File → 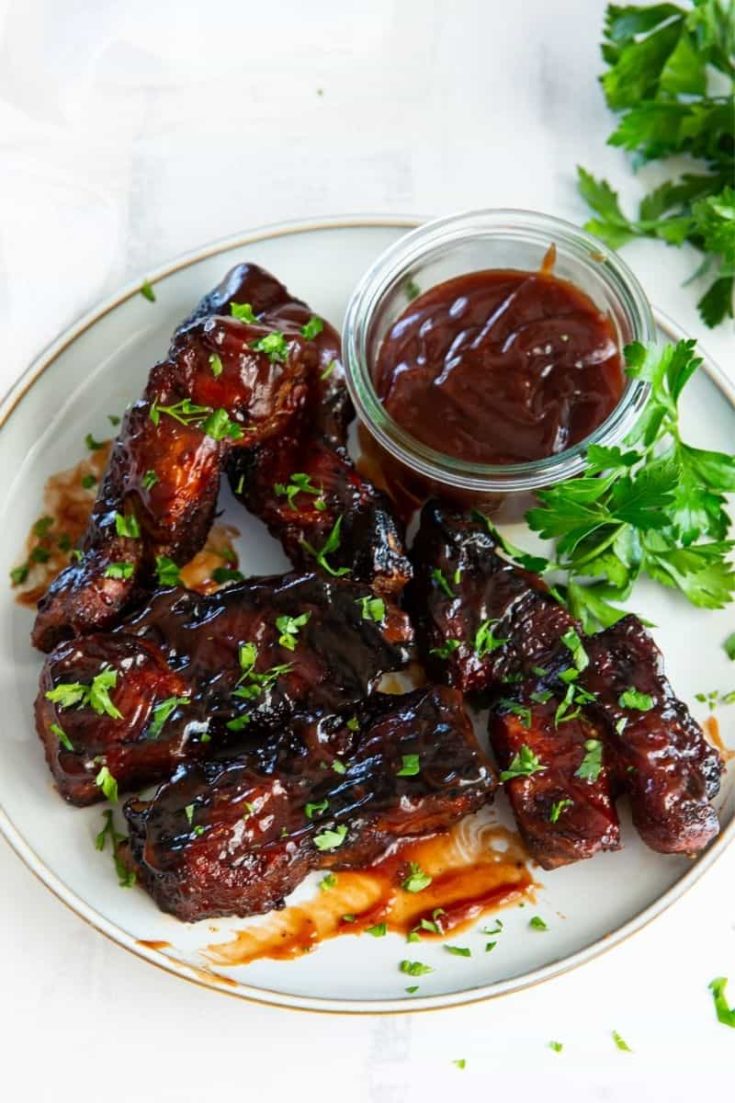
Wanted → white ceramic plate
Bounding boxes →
[1,216,733,1014]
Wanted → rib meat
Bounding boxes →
[32,265,337,652]
[408,501,721,862]
[36,573,413,805]
[582,616,722,854]
[123,685,497,922]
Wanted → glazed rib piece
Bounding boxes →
[35,572,413,805]
[582,616,722,854]
[229,434,413,596]
[408,502,721,862]
[32,265,337,652]
[215,275,412,596]
[123,685,497,922]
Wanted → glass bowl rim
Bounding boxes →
[342,207,656,493]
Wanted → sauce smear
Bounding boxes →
[11,443,241,603]
[203,815,534,967]
[376,267,624,465]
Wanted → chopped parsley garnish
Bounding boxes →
[401,862,432,893]
[709,977,735,1028]
[430,639,460,659]
[366,923,387,937]
[95,765,119,803]
[232,643,292,703]
[81,473,97,490]
[108,414,121,427]
[331,759,347,774]
[209,352,224,378]
[561,627,589,672]
[192,825,206,837]
[529,916,548,931]
[452,1060,466,1070]
[10,564,29,586]
[85,432,104,451]
[319,873,337,891]
[485,941,497,953]
[184,804,195,825]
[399,960,433,977]
[554,681,596,726]
[301,515,350,577]
[431,568,454,599]
[320,359,337,380]
[30,546,50,563]
[405,985,419,994]
[148,696,190,739]
[104,561,134,580]
[50,722,73,751]
[274,472,327,511]
[549,798,573,823]
[46,667,122,720]
[212,566,245,585]
[575,739,604,783]
[33,516,53,538]
[305,798,329,820]
[149,397,211,428]
[444,945,471,957]
[301,316,324,340]
[724,633,735,661]
[313,824,348,851]
[114,512,140,539]
[226,714,251,732]
[139,279,156,303]
[251,331,289,362]
[618,688,654,711]
[155,555,180,587]
[396,754,420,777]
[498,699,532,728]
[404,278,421,301]
[482,919,503,936]
[611,1030,632,1053]
[141,469,158,490]
[548,1041,563,1053]
[474,618,508,658]
[275,612,311,651]
[346,716,360,732]
[531,689,553,705]
[202,407,244,442]
[500,744,545,782]
[356,595,385,623]
[95,810,135,886]
[230,302,257,323]
[695,689,735,710]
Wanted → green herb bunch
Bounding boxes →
[578,1,735,326]
[526,340,735,630]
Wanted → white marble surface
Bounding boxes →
[0,1,733,1099]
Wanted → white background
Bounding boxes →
[0,1,733,1099]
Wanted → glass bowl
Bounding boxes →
[342,208,656,510]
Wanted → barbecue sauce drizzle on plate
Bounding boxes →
[203,817,534,967]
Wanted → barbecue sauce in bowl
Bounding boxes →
[375,265,624,467]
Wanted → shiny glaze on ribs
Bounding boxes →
[36,573,413,805]
[124,685,497,922]
[32,265,339,652]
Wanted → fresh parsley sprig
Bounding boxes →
[525,340,735,631]
[577,2,735,326]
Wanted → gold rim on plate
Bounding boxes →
[0,216,733,1015]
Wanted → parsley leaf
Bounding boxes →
[230,302,257,323]
[301,316,324,340]
[301,515,350,577]
[148,696,190,740]
[578,7,735,326]
[549,798,573,823]
[140,279,156,303]
[575,739,604,782]
[396,754,420,777]
[46,668,122,720]
[251,332,289,363]
[612,1030,633,1053]
[500,744,545,781]
[155,555,181,587]
[402,862,432,893]
[619,688,654,711]
[313,824,348,851]
[399,960,433,977]
[95,810,135,887]
[95,765,119,802]
[275,612,311,651]
[274,472,327,511]
[356,595,386,623]
[709,976,735,1028]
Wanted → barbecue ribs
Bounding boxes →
[36,573,413,805]
[123,685,496,921]
[408,501,722,864]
